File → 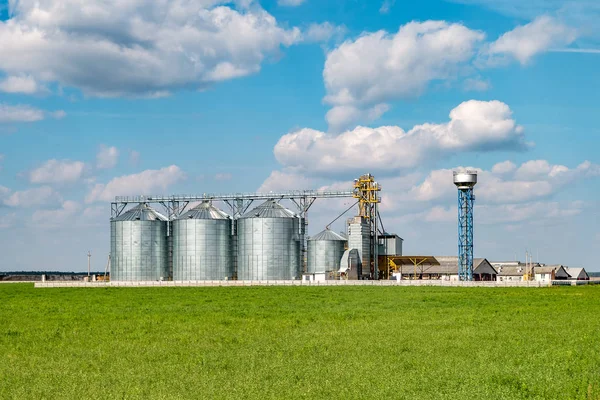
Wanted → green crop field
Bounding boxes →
[1,284,600,399]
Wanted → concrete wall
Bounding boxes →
[33,279,586,288]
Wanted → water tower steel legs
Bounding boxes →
[457,188,474,281]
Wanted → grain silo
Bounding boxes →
[307,229,347,274]
[172,201,232,280]
[237,200,301,280]
[110,203,169,281]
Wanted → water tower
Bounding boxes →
[453,171,477,281]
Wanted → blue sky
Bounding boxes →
[0,0,598,271]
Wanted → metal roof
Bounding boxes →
[536,265,570,277]
[493,262,538,276]
[176,201,230,220]
[385,256,439,266]
[391,257,497,275]
[565,267,588,280]
[496,265,527,276]
[241,200,296,219]
[436,256,489,270]
[309,229,347,242]
[112,203,167,221]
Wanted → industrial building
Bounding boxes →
[109,174,396,282]
[382,256,496,281]
[107,171,590,284]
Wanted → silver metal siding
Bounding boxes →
[307,239,346,273]
[237,216,300,280]
[110,219,168,281]
[347,219,371,277]
[172,218,233,280]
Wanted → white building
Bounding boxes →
[534,265,570,282]
[491,261,537,282]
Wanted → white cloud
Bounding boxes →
[281,157,598,231]
[52,110,66,119]
[384,160,599,211]
[0,103,65,123]
[325,103,390,133]
[0,75,45,94]
[85,165,185,203]
[31,200,81,227]
[96,145,119,170]
[463,77,490,91]
[0,1,301,97]
[305,22,347,43]
[278,0,305,6]
[549,48,600,54]
[399,205,457,223]
[29,159,86,184]
[4,186,62,208]
[82,205,106,221]
[400,200,584,226]
[482,16,577,65]
[478,201,584,225]
[0,212,17,229]
[275,100,527,175]
[491,160,516,175]
[448,0,600,32]
[0,103,44,122]
[323,21,485,130]
[257,171,315,193]
[0,185,10,198]
[379,0,396,14]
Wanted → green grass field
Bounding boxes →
[1,284,599,399]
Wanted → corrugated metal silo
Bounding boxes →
[307,229,347,273]
[237,200,301,280]
[110,203,169,281]
[172,201,233,280]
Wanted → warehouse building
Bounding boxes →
[389,256,497,281]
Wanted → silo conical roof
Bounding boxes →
[112,203,168,221]
[241,200,296,218]
[309,229,347,241]
[177,201,230,220]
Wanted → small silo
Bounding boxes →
[172,201,233,280]
[110,203,169,281]
[237,200,301,280]
[307,229,347,274]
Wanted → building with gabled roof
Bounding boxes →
[491,261,538,282]
[564,267,589,281]
[535,265,570,282]
[394,256,497,281]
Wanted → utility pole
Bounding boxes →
[87,251,91,278]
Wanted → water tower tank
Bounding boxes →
[453,171,478,189]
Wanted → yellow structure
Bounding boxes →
[383,256,439,280]
[353,174,380,220]
[351,174,382,278]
